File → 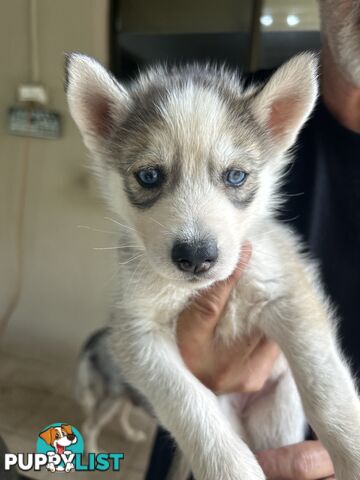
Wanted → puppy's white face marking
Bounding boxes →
[119,87,261,285]
[66,54,318,288]
[52,427,73,453]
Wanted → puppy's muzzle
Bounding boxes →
[171,239,218,274]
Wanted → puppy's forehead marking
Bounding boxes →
[161,85,229,139]
[115,65,265,209]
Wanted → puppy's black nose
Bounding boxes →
[171,239,218,274]
[67,434,75,441]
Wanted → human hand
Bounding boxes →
[256,440,335,480]
[177,242,280,394]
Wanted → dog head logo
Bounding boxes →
[39,424,77,455]
[37,423,83,472]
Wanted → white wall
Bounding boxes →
[0,0,115,370]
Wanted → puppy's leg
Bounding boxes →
[113,329,266,480]
[46,453,56,473]
[218,394,249,441]
[118,398,146,442]
[262,294,360,480]
[243,357,306,452]
[82,397,121,453]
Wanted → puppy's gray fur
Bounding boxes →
[66,53,360,480]
[75,327,150,453]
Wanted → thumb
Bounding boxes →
[178,242,252,340]
[256,441,334,480]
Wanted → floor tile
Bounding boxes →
[0,351,156,479]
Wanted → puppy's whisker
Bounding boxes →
[149,217,173,237]
[149,217,167,229]
[118,254,145,265]
[77,225,120,235]
[250,229,278,238]
[282,215,300,223]
[130,260,148,300]
[251,248,280,260]
[93,245,144,251]
[125,257,146,298]
[104,216,137,232]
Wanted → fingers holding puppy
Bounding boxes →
[177,242,280,394]
[256,441,335,480]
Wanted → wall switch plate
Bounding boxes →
[8,107,61,140]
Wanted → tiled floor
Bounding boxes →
[0,350,156,479]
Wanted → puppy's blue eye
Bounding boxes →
[224,169,247,187]
[136,168,162,188]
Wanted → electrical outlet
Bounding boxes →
[18,84,48,104]
[8,107,61,140]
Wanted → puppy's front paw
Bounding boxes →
[221,459,265,480]
[65,462,74,472]
[46,463,56,473]
[195,446,266,480]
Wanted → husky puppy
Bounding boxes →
[75,327,149,453]
[66,53,360,480]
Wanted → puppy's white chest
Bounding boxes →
[217,250,286,344]
[217,282,269,343]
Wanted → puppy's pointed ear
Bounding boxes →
[251,53,318,153]
[61,424,72,435]
[39,428,54,445]
[65,53,129,150]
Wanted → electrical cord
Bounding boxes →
[0,137,30,338]
[0,0,39,338]
[30,0,39,83]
